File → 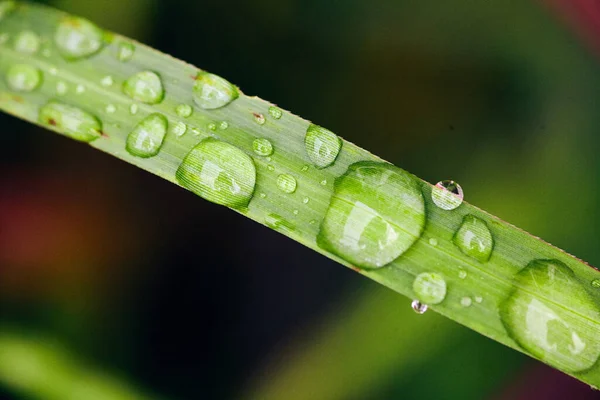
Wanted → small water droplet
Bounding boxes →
[500,259,600,372]
[0,1,16,21]
[592,279,600,288]
[48,67,58,76]
[432,180,464,211]
[55,17,105,60]
[276,174,297,194]
[175,104,193,118]
[14,30,40,54]
[76,84,86,94]
[320,179,327,186]
[411,300,428,314]
[461,297,472,307]
[56,81,68,95]
[39,101,102,142]
[259,193,266,199]
[176,138,256,208]
[309,219,317,225]
[305,124,342,168]
[301,165,309,172]
[317,162,426,269]
[267,165,275,171]
[192,71,238,109]
[126,113,168,158]
[253,113,266,125]
[413,272,447,305]
[105,104,116,114]
[191,127,201,136]
[129,104,138,115]
[428,238,438,246]
[172,121,187,137]
[293,209,299,215]
[123,71,164,104]
[5,64,42,92]
[208,122,217,131]
[219,121,229,130]
[252,138,274,157]
[100,75,114,87]
[265,213,295,233]
[268,106,283,119]
[303,197,309,204]
[475,296,483,303]
[116,41,135,62]
[458,269,468,279]
[453,215,493,262]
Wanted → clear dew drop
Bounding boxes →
[123,71,164,104]
[100,75,114,87]
[267,165,275,171]
[592,279,600,289]
[305,124,342,168]
[475,296,483,303]
[303,197,309,204]
[317,161,426,269]
[0,1,16,21]
[320,179,327,186]
[252,138,273,157]
[172,121,187,137]
[5,64,42,92]
[14,30,40,54]
[176,138,256,209]
[126,113,167,158]
[192,71,238,110]
[76,84,86,94]
[453,215,494,262]
[432,180,464,211]
[117,41,135,62]
[48,67,58,76]
[458,269,468,279]
[265,213,295,233]
[413,272,447,305]
[500,259,600,372]
[175,104,193,118]
[293,209,299,216]
[461,297,472,307]
[219,121,229,130]
[259,192,266,199]
[428,238,438,246]
[276,174,297,194]
[54,17,104,60]
[268,106,283,119]
[55,81,68,95]
[208,123,217,131]
[253,113,266,125]
[105,104,116,114]
[129,104,138,115]
[39,101,102,142]
[411,300,428,314]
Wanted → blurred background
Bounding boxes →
[1,0,600,399]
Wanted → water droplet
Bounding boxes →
[54,17,104,60]
[293,209,299,215]
[309,219,317,225]
[276,174,297,194]
[126,113,167,158]
[268,106,282,119]
[301,165,309,172]
[191,128,201,135]
[461,297,472,307]
[411,300,428,314]
[475,296,483,303]
[76,84,86,94]
[175,104,192,118]
[192,71,238,110]
[219,121,229,130]
[317,161,426,269]
[100,75,113,87]
[265,213,295,233]
[14,30,40,54]
[176,138,256,208]
[458,269,468,279]
[116,41,135,62]
[305,124,342,168]
[320,179,327,186]
[208,123,217,131]
[252,138,273,157]
[413,272,447,305]
[105,104,116,114]
[5,64,42,92]
[253,113,266,125]
[56,81,68,95]
[259,192,266,199]
[129,104,138,115]
[123,71,164,104]
[453,215,493,262]
[432,180,464,211]
[267,165,275,171]
[172,121,187,137]
[0,1,16,21]
[49,67,58,76]
[592,279,600,288]
[303,197,309,204]
[428,238,438,246]
[500,259,600,372]
[39,101,102,142]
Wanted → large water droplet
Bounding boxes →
[413,272,447,305]
[252,138,273,157]
[500,259,600,372]
[14,30,40,54]
[39,101,102,142]
[176,138,256,208]
[54,17,104,60]
[432,180,464,211]
[276,174,297,194]
[304,124,342,168]
[192,71,238,110]
[123,71,164,104]
[411,300,428,314]
[0,1,16,21]
[117,41,135,62]
[317,161,426,269]
[5,64,42,92]
[453,215,493,262]
[171,121,187,137]
[269,106,282,119]
[126,113,167,158]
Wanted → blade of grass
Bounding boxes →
[0,1,599,388]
